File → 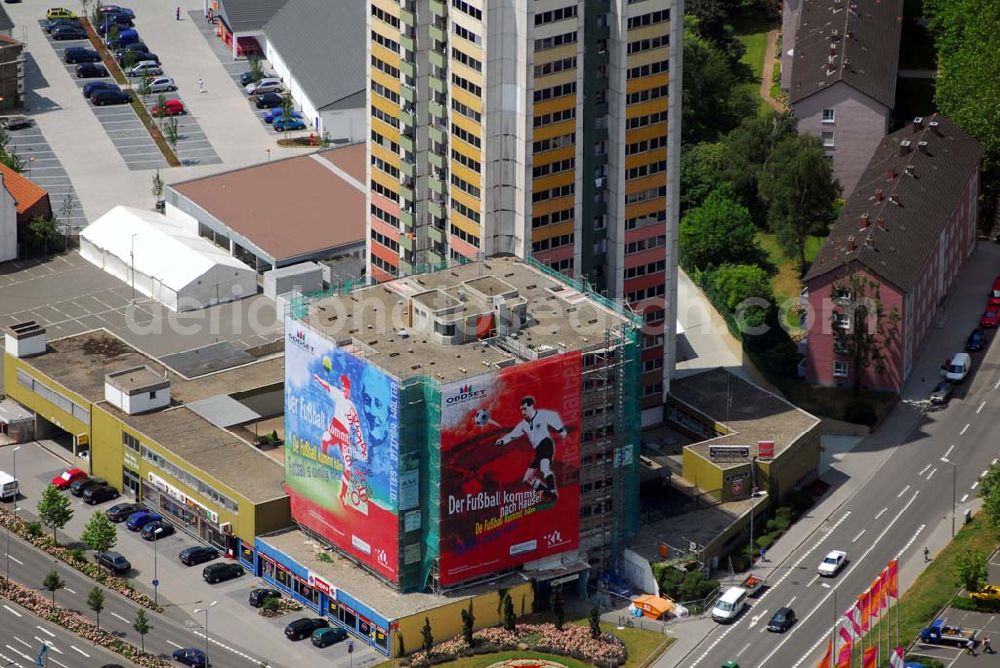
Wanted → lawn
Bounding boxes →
[597,622,672,668]
[732,12,778,115]
[756,232,824,305]
[434,650,591,668]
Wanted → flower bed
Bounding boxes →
[259,597,304,618]
[0,579,168,667]
[0,505,162,612]
[410,624,627,668]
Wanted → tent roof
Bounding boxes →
[81,206,252,292]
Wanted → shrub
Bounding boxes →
[730,555,751,572]
[952,596,1000,613]
[844,400,878,426]
[755,534,775,550]
[26,521,43,538]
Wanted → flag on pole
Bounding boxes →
[836,636,852,668]
[817,638,833,668]
[859,591,872,632]
[887,559,899,599]
[870,577,882,620]
[889,647,905,668]
[878,568,889,611]
[846,601,862,637]
[838,619,853,647]
[862,646,878,668]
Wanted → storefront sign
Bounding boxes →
[399,470,419,510]
[308,572,332,595]
[123,451,139,472]
[147,473,218,524]
[708,445,750,461]
[758,440,775,461]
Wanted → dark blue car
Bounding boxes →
[966,327,988,352]
[125,510,161,531]
[172,648,208,667]
[83,81,119,98]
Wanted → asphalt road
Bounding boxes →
[679,338,1000,667]
[0,596,128,668]
[1,528,255,668]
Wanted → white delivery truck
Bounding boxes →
[0,471,18,501]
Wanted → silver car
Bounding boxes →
[930,381,953,405]
[127,60,162,77]
[245,77,282,95]
[146,76,176,93]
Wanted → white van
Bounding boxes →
[712,586,748,623]
[944,352,971,383]
[0,471,18,502]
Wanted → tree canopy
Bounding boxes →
[679,186,765,271]
[680,141,728,214]
[723,111,799,224]
[682,30,758,145]
[705,264,775,331]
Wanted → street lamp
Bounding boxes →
[130,233,138,303]
[5,446,21,582]
[193,601,217,666]
[941,457,957,537]
[152,526,163,604]
[27,156,35,178]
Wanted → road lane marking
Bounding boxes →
[70,646,89,657]
[961,423,970,435]
[852,529,866,543]
[926,468,937,481]
[5,644,32,662]
[973,482,979,490]
[748,609,768,629]
[7,555,22,565]
[787,596,797,606]
[759,490,921,668]
[875,507,888,519]
[189,631,259,661]
[820,583,831,588]
[898,485,911,497]
[35,627,54,638]
[3,605,22,617]
[12,637,29,648]
[961,494,969,503]
[62,587,75,594]
[737,642,751,657]
[983,470,989,478]
[978,401,987,414]
[34,638,62,654]
[918,464,931,476]
[995,378,1000,390]
[944,445,955,459]
[51,658,69,668]
[166,640,184,649]
[993,458,998,465]
[896,524,925,560]
[111,611,130,623]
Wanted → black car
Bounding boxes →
[179,545,219,566]
[967,327,988,352]
[116,48,157,66]
[172,648,208,668]
[930,381,954,405]
[52,26,88,40]
[284,617,328,641]
[75,62,108,78]
[83,81,120,98]
[83,484,119,505]
[45,18,81,33]
[70,476,108,497]
[95,550,131,575]
[106,502,144,522]
[239,71,260,87]
[141,520,175,541]
[248,587,281,608]
[91,89,131,105]
[64,47,101,64]
[203,562,243,584]
[767,607,796,632]
[97,18,133,35]
[255,92,284,109]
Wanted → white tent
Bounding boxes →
[80,206,257,312]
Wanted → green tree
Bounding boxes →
[138,76,152,105]
[162,117,179,148]
[248,55,264,83]
[679,186,765,271]
[979,462,1000,527]
[588,606,601,640]
[123,51,137,89]
[133,608,152,652]
[682,30,757,145]
[151,169,164,207]
[830,268,902,394]
[37,484,73,544]
[421,617,434,653]
[705,264,775,331]
[956,549,989,593]
[722,111,799,223]
[26,217,62,256]
[460,602,475,645]
[680,141,729,214]
[685,0,746,68]
[759,134,841,269]
[551,589,565,631]
[82,510,117,554]
[87,586,105,630]
[59,194,76,228]
[43,569,64,604]
[502,593,516,631]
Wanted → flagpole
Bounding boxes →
[832,589,837,662]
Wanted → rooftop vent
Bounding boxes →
[928,120,942,135]
[889,195,901,206]
[899,140,912,155]
[860,212,870,228]
[3,321,47,358]
[874,188,884,201]
[917,141,929,153]
[847,235,857,250]
[912,117,924,131]
[886,166,897,180]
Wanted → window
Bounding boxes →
[122,432,140,452]
[534,31,577,52]
[822,108,836,124]
[834,312,850,329]
[453,23,482,46]
[452,0,481,20]
[833,361,849,377]
[535,5,577,25]
[822,131,835,148]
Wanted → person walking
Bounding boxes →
[923,547,930,562]
[966,637,977,656]
[984,636,994,654]
[197,78,204,93]
[176,6,180,20]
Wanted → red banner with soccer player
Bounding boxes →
[438,352,582,586]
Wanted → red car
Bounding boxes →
[51,468,86,490]
[151,99,185,117]
[982,307,1000,328]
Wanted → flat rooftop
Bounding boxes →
[260,527,529,619]
[671,368,821,469]
[302,255,636,383]
[22,330,286,503]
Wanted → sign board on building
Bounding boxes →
[708,445,750,461]
[308,572,332,595]
[731,477,744,495]
[758,440,775,461]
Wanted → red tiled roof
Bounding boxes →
[0,164,49,215]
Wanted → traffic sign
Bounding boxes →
[347,640,355,654]
[152,578,159,587]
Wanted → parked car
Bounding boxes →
[115,48,157,65]
[100,6,134,20]
[125,510,162,531]
[96,18,133,35]
[106,28,139,48]
[75,63,108,78]
[284,617,328,641]
[818,550,847,577]
[83,81,119,98]
[930,381,954,405]
[172,648,208,668]
[245,77,282,96]
[179,546,218,566]
[151,99,185,117]
[46,7,77,20]
[990,276,1000,306]
[981,307,1000,328]
[262,108,301,123]
[0,116,32,130]
[311,626,348,647]
[970,585,1000,603]
[248,588,281,608]
[145,76,176,93]
[239,71,261,87]
[91,89,132,105]
[943,352,972,383]
[63,47,100,63]
[203,562,243,584]
[106,502,144,522]
[274,116,307,132]
[44,18,80,33]
[126,60,161,77]
[70,476,107,497]
[966,328,988,352]
[254,92,284,109]
[51,468,86,490]
[95,551,131,575]
[83,484,120,505]
[141,520,175,541]
[53,26,88,41]
[767,607,796,633]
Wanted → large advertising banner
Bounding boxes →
[284,317,400,580]
[439,352,582,585]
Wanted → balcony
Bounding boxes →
[429,23,446,45]
[400,83,415,104]
[399,183,415,203]
[427,198,445,219]
[427,223,445,245]
[400,107,414,128]
[400,33,414,53]
[429,49,445,71]
[399,231,415,251]
[400,7,414,25]
[428,98,444,120]
[400,209,414,228]
[400,132,414,155]
[400,59,415,79]
[428,124,445,146]
[429,175,445,196]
